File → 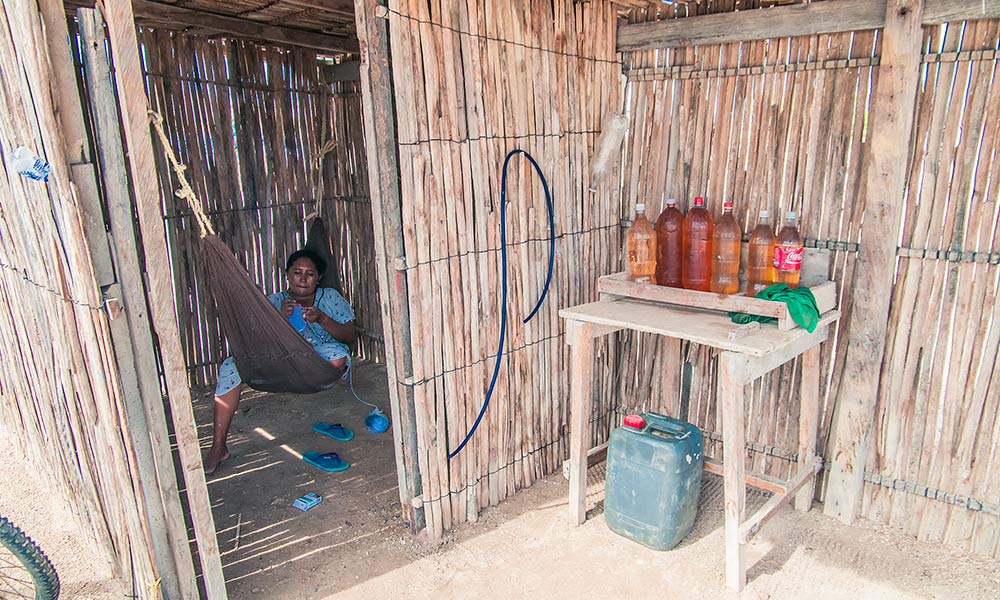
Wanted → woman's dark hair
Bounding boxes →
[286,248,326,275]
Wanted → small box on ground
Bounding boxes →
[293,492,322,512]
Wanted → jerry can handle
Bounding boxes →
[642,412,691,439]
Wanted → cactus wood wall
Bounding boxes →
[0,1,159,592]
[621,0,1000,559]
[138,30,384,388]
[378,0,624,537]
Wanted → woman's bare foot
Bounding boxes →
[204,445,230,475]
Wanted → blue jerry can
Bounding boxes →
[604,412,704,550]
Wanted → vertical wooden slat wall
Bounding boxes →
[385,0,623,536]
[621,2,1000,559]
[869,19,1000,559]
[0,0,158,591]
[139,30,383,388]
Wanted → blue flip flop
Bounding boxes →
[302,451,350,472]
[312,422,354,441]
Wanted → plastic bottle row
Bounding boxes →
[626,197,804,295]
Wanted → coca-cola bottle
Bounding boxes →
[746,210,776,296]
[710,200,741,295]
[682,196,713,291]
[627,203,657,284]
[655,199,684,287]
[774,211,804,288]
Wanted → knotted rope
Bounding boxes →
[148,110,216,238]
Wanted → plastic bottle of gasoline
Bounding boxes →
[627,203,657,284]
[682,196,713,291]
[655,199,684,287]
[774,211,804,288]
[746,210,776,296]
[710,200,741,295]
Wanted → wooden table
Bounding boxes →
[560,298,840,591]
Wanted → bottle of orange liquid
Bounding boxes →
[682,196,713,291]
[746,210,776,296]
[627,203,657,283]
[710,200,741,294]
[774,211,804,288]
[655,199,684,287]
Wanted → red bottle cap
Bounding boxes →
[693,196,705,206]
[723,200,733,208]
[623,414,645,429]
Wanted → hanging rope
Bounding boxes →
[148,110,216,238]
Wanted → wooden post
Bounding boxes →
[77,9,197,598]
[719,352,747,591]
[663,338,682,417]
[101,1,227,596]
[353,0,424,530]
[824,0,925,524]
[796,345,821,511]
[568,321,595,525]
[37,0,114,286]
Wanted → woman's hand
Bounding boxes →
[280,298,298,317]
[301,306,326,324]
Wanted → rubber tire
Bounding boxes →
[0,516,60,600]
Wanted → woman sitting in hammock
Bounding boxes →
[205,248,357,474]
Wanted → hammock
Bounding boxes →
[151,113,343,394]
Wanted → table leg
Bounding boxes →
[663,337,681,417]
[568,321,594,525]
[796,344,821,511]
[720,352,747,591]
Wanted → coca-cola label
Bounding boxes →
[774,246,803,271]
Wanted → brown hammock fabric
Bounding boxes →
[201,234,344,394]
[305,217,341,292]
[149,111,343,394]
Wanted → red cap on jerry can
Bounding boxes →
[623,414,645,429]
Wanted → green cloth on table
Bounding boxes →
[728,284,820,333]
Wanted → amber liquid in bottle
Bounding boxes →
[627,203,657,284]
[774,211,804,288]
[682,196,713,291]
[710,200,741,295]
[746,210,776,296]
[655,199,684,287]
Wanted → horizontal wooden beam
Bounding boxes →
[559,445,791,496]
[703,456,789,496]
[131,0,358,54]
[739,457,822,543]
[617,0,1000,52]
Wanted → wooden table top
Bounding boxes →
[559,299,840,357]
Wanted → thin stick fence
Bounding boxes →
[620,2,1000,559]
[0,1,158,591]
[384,0,622,537]
[138,30,383,388]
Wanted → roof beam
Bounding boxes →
[617,0,1000,52]
[131,0,359,54]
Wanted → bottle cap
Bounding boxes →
[666,198,677,206]
[693,196,705,206]
[635,203,645,212]
[787,211,797,219]
[623,414,645,430]
[759,210,770,218]
[723,200,734,209]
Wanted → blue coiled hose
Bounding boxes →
[448,149,555,460]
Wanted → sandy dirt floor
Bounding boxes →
[0,437,125,599]
[3,361,999,599]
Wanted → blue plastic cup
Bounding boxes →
[365,409,389,433]
[288,305,307,331]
